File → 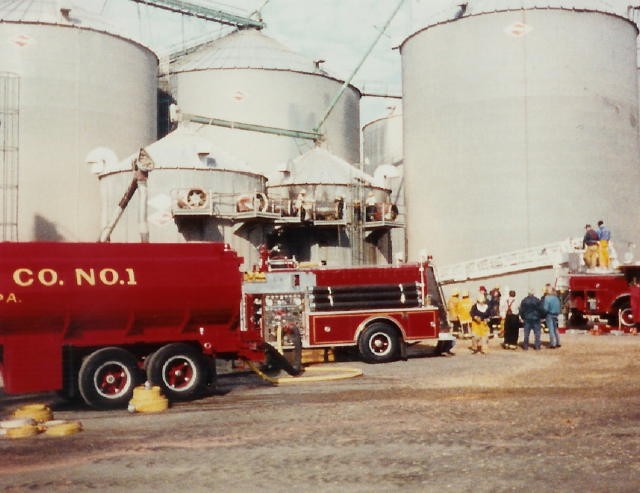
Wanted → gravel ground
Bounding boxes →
[1,333,640,492]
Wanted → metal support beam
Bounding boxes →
[182,112,322,141]
[313,0,405,133]
[129,0,265,29]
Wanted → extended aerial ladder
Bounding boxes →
[435,238,588,286]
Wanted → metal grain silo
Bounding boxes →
[163,28,360,176]
[0,1,157,241]
[267,147,396,265]
[363,106,405,262]
[362,106,403,176]
[400,1,640,271]
[99,125,269,268]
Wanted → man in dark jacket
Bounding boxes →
[519,289,545,350]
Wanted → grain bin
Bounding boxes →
[163,28,360,176]
[99,125,268,268]
[0,0,157,241]
[400,1,640,270]
[267,147,395,265]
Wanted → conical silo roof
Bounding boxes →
[269,147,381,187]
[110,126,255,175]
[405,0,636,37]
[167,27,335,78]
[0,0,121,35]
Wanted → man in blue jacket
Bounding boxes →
[543,287,561,348]
[519,289,545,350]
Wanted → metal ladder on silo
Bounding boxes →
[0,72,19,241]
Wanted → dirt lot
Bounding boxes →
[1,333,640,493]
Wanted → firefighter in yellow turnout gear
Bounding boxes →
[470,295,491,354]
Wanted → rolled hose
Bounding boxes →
[128,384,169,413]
[248,361,363,385]
[43,420,83,437]
[13,403,53,423]
[5,424,39,439]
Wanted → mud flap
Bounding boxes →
[400,340,408,361]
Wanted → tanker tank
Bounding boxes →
[0,0,157,242]
[162,28,360,176]
[400,1,640,286]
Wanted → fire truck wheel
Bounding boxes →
[78,347,142,409]
[618,306,635,327]
[146,343,207,401]
[358,323,400,363]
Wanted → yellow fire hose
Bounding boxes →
[247,360,363,384]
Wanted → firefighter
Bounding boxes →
[446,290,461,335]
[470,294,491,354]
[597,220,611,269]
[583,224,600,269]
[457,291,473,338]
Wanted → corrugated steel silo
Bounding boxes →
[400,2,640,271]
[267,147,393,265]
[0,1,157,241]
[363,107,405,262]
[163,28,360,176]
[362,107,403,176]
[100,125,268,268]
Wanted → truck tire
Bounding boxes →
[358,322,400,363]
[146,343,207,401]
[78,347,141,409]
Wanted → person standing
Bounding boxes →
[582,224,600,269]
[470,295,491,354]
[500,290,520,349]
[519,289,545,350]
[543,287,561,348]
[446,290,461,335]
[597,220,611,269]
[457,291,473,338]
[487,287,501,337]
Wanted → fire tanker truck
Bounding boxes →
[0,242,449,409]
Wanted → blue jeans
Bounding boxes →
[522,320,541,349]
[546,314,560,347]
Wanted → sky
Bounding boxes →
[85,0,457,124]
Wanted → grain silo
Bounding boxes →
[267,147,397,266]
[363,106,405,262]
[400,1,640,275]
[98,125,269,268]
[0,0,157,241]
[162,28,360,176]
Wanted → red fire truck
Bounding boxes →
[0,242,449,409]
[567,265,640,329]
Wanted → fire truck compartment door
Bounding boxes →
[2,333,62,394]
[309,310,438,345]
